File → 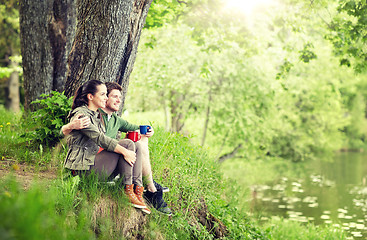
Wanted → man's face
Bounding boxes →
[105,89,122,112]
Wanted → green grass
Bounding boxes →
[264,218,346,240]
[0,175,95,240]
[0,108,349,239]
[0,105,67,167]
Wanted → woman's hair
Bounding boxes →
[71,80,104,110]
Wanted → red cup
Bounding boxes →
[126,131,141,142]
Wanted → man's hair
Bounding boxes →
[105,82,122,96]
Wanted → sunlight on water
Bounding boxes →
[251,152,367,239]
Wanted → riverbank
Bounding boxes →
[0,128,349,239]
[0,106,350,239]
[0,127,269,239]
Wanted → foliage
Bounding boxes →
[130,1,362,162]
[22,91,72,147]
[145,0,188,28]
[299,43,317,63]
[0,56,22,78]
[0,0,20,79]
[131,24,209,132]
[0,0,19,57]
[276,58,294,80]
[0,105,69,165]
[326,0,367,72]
[3,0,364,163]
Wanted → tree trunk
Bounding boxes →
[201,86,212,146]
[19,0,76,111]
[169,90,185,133]
[64,0,152,111]
[6,53,20,112]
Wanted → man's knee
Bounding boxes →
[135,140,150,155]
[140,136,149,144]
[135,141,142,150]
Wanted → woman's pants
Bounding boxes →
[90,139,143,186]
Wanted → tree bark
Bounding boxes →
[65,0,152,111]
[19,0,76,111]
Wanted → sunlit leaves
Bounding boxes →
[327,0,367,72]
[276,59,294,81]
[0,2,19,56]
[145,0,200,28]
[299,43,317,63]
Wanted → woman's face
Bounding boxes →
[88,84,108,111]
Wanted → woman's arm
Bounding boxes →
[69,107,136,166]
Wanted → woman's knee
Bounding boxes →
[118,139,135,151]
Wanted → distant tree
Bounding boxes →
[0,0,21,112]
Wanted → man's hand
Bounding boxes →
[61,114,90,136]
[144,126,154,138]
[72,114,91,130]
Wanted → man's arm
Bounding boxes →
[61,114,90,136]
[115,114,154,137]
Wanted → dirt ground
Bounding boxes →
[0,158,58,189]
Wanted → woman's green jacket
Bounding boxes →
[64,106,118,170]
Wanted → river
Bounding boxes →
[251,152,367,239]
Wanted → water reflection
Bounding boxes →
[251,152,367,239]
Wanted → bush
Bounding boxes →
[22,91,72,147]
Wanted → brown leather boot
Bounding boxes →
[134,185,151,214]
[124,184,145,209]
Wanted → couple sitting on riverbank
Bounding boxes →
[61,80,172,215]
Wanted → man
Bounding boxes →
[62,82,171,215]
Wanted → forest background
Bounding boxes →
[2,0,367,161]
[1,0,367,239]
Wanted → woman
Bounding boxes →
[63,80,150,214]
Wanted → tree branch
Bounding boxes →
[176,0,188,5]
[218,144,243,163]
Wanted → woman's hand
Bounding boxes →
[114,143,136,166]
[122,149,136,166]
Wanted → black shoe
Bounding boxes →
[143,189,172,216]
[153,180,169,193]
